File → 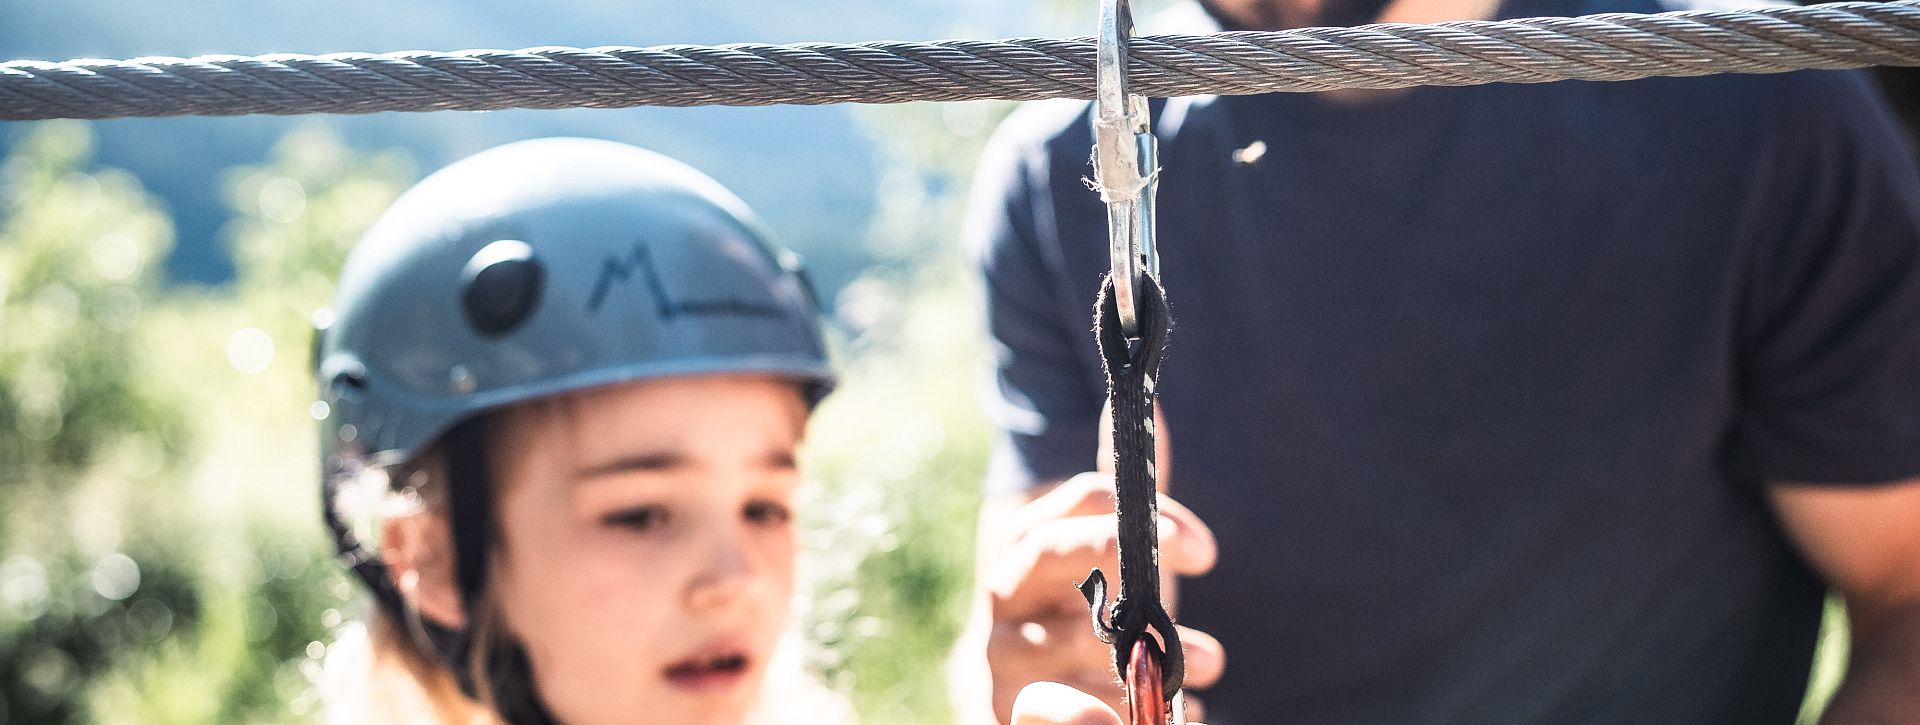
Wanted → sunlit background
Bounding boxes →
[0,0,1116,721]
[1,0,1888,722]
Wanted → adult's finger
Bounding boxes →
[990,620,1225,724]
[1010,472,1119,536]
[1009,682,1215,725]
[992,513,1216,610]
[987,608,1114,687]
[1010,682,1121,725]
[1155,493,1216,576]
[1005,474,1215,578]
[1177,625,1226,691]
[1000,623,1221,697]
[988,514,1117,607]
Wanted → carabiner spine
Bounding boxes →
[1126,637,1172,725]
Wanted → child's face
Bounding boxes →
[487,374,808,725]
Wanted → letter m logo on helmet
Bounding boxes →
[314,137,833,474]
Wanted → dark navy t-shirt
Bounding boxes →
[968,1,1920,722]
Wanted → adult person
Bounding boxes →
[962,0,1920,722]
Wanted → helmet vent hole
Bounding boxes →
[461,240,544,338]
[329,365,368,393]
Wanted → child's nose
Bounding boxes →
[684,525,762,614]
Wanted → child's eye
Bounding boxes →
[602,504,669,531]
[743,500,791,526]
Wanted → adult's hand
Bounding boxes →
[1009,681,1208,725]
[982,471,1225,723]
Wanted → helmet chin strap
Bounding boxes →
[323,416,557,725]
[436,416,560,725]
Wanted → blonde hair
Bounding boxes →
[319,579,502,724]
[324,441,512,724]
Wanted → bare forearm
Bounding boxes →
[1818,604,1920,725]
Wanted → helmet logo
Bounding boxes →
[586,239,790,321]
[460,240,545,337]
[448,364,478,395]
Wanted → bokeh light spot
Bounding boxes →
[127,597,175,642]
[259,177,308,224]
[227,327,276,373]
[1,556,50,619]
[90,552,141,601]
[91,232,144,281]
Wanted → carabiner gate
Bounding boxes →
[1092,4,1179,724]
[1127,638,1187,725]
[1094,0,1160,338]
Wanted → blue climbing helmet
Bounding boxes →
[316,137,832,463]
[312,137,834,722]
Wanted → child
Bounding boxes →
[311,138,839,724]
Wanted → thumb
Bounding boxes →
[1009,682,1122,725]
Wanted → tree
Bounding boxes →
[83,125,411,724]
[798,99,1012,723]
[0,121,188,724]
[0,121,412,724]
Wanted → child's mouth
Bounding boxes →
[663,651,751,692]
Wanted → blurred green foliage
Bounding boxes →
[2,121,192,724]
[0,122,413,724]
[799,101,1011,724]
[1798,595,1849,725]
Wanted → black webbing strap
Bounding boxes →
[1080,272,1184,703]
[434,418,560,725]
[323,416,556,725]
[438,416,494,691]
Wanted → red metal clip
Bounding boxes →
[1125,637,1169,725]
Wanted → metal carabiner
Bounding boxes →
[1094,0,1160,338]
[1126,638,1188,725]
[1094,5,1178,724]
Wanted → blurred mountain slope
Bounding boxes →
[0,0,1040,292]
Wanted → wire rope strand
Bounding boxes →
[4,0,1920,120]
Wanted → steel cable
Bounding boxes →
[4,0,1919,120]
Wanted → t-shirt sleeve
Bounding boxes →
[1734,72,1920,485]
[967,119,1103,496]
